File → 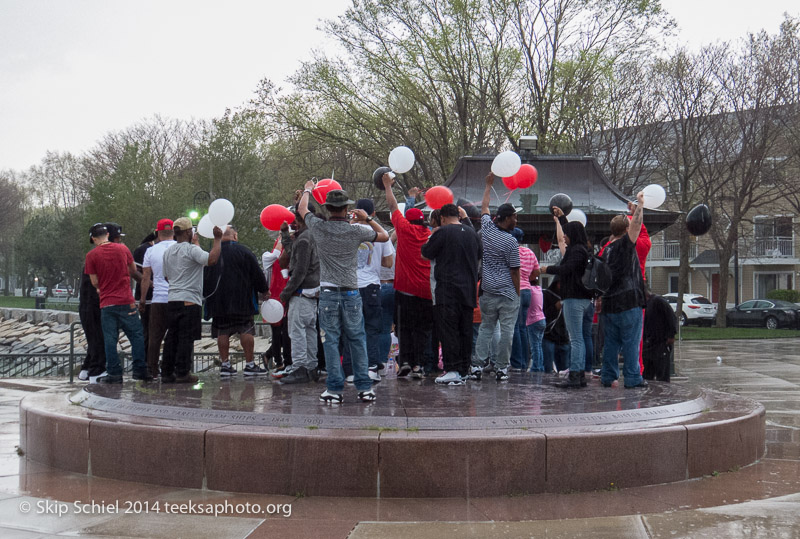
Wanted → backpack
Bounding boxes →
[582,254,612,295]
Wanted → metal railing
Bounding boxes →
[0,320,267,381]
[750,237,794,257]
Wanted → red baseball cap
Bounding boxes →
[406,208,424,221]
[156,219,174,231]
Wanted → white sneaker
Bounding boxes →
[368,367,381,382]
[345,374,355,383]
[78,370,89,381]
[89,371,107,384]
[435,371,465,385]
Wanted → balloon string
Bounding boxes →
[503,191,513,203]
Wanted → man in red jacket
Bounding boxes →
[383,174,432,379]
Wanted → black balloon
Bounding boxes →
[548,193,573,216]
[373,166,393,191]
[456,198,480,220]
[686,204,712,236]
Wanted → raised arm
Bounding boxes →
[298,180,315,219]
[383,174,399,215]
[553,207,567,256]
[481,172,494,216]
[207,226,223,266]
[353,208,390,243]
[628,191,645,244]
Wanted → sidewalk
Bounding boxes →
[1,338,799,538]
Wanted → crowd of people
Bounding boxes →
[78,171,678,403]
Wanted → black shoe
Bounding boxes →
[281,367,311,384]
[398,364,412,377]
[625,380,649,389]
[132,371,154,382]
[174,373,199,384]
[579,371,587,388]
[161,373,176,383]
[557,371,582,389]
[99,374,123,384]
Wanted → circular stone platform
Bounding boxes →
[20,372,765,498]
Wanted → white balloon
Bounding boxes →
[197,214,215,239]
[566,208,587,226]
[260,299,284,324]
[491,151,522,178]
[642,184,666,209]
[208,198,235,227]
[389,146,415,174]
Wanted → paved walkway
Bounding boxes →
[1,338,799,538]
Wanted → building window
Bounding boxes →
[753,216,794,257]
[754,272,793,299]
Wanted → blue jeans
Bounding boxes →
[600,307,644,387]
[527,318,546,372]
[583,300,595,372]
[319,289,371,392]
[542,338,570,373]
[342,284,383,374]
[562,298,590,373]
[473,292,519,370]
[510,289,531,369]
[100,303,147,377]
[378,283,395,365]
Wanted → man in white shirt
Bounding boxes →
[139,219,177,378]
[342,199,395,382]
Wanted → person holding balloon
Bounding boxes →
[470,173,521,383]
[539,210,592,389]
[382,173,433,380]
[599,192,649,389]
[298,182,389,404]
[161,217,223,384]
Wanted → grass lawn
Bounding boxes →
[680,326,800,340]
[0,296,35,309]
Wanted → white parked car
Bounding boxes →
[662,293,717,326]
[51,285,70,298]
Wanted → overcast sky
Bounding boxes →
[0,0,797,172]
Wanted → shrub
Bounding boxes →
[766,289,800,303]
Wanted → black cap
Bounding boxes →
[104,222,125,241]
[89,223,108,244]
[355,198,375,215]
[496,203,517,220]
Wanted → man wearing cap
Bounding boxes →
[339,198,394,382]
[470,173,521,382]
[77,224,109,382]
[204,225,269,377]
[297,182,389,403]
[133,231,156,370]
[84,222,151,383]
[161,217,223,383]
[382,174,432,379]
[139,218,176,378]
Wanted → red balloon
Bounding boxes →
[312,178,343,205]
[502,175,518,190]
[538,234,552,252]
[260,205,295,231]
[515,164,538,189]
[425,186,454,210]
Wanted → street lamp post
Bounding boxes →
[191,191,211,222]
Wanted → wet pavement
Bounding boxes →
[1,338,800,538]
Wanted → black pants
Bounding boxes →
[435,303,473,375]
[643,339,671,382]
[140,303,151,371]
[395,292,433,368]
[162,302,201,377]
[79,307,106,376]
[270,315,292,367]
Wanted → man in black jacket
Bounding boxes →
[278,210,321,384]
[204,226,269,376]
